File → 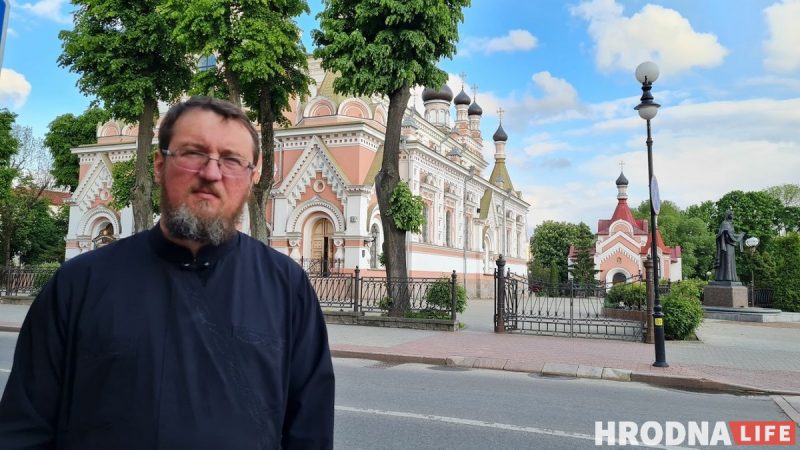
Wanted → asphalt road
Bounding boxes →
[0,332,792,449]
[333,358,790,449]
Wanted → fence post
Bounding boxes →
[495,256,506,333]
[450,270,457,321]
[644,257,655,344]
[353,266,360,314]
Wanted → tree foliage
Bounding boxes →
[634,200,716,279]
[312,0,470,315]
[529,220,593,282]
[110,155,159,212]
[44,107,109,191]
[713,190,783,243]
[388,181,425,232]
[0,112,67,265]
[59,0,193,232]
[767,232,800,312]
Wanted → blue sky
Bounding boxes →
[2,0,799,231]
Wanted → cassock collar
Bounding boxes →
[148,223,239,271]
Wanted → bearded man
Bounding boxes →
[0,97,335,449]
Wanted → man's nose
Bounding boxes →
[198,158,224,181]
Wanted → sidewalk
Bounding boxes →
[3,300,800,419]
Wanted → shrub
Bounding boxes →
[425,278,467,314]
[605,282,647,310]
[661,291,704,340]
[668,279,707,300]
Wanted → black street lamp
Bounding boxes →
[635,61,668,368]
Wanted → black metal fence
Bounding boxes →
[495,257,645,341]
[749,286,774,308]
[301,257,343,277]
[309,268,460,320]
[1,266,58,296]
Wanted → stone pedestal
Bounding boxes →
[704,284,748,308]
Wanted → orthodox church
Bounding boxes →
[63,59,530,297]
[568,170,682,285]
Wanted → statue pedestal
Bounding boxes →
[704,283,748,308]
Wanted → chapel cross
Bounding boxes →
[459,71,467,88]
[619,160,625,172]
[471,84,479,98]
[497,107,505,122]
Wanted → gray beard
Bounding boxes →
[162,203,237,246]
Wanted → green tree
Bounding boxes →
[312,0,470,314]
[110,156,159,212]
[44,107,109,191]
[569,246,598,285]
[529,221,593,282]
[162,0,312,243]
[635,200,717,279]
[767,232,800,312]
[713,190,783,244]
[0,110,20,266]
[59,0,193,232]
[764,183,800,207]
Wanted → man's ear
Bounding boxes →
[153,149,164,185]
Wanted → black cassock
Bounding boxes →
[0,226,335,449]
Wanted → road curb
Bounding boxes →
[0,322,21,332]
[331,348,800,396]
[630,373,800,396]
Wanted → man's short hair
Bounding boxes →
[158,96,260,164]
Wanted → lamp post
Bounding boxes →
[745,236,760,304]
[635,61,668,368]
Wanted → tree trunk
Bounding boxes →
[224,66,242,108]
[248,88,274,244]
[376,86,412,316]
[132,97,156,233]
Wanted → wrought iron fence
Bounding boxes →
[496,258,645,341]
[1,266,58,296]
[309,268,459,319]
[749,287,774,308]
[301,257,343,277]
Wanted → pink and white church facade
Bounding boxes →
[63,59,530,297]
[568,171,682,285]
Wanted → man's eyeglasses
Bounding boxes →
[160,148,255,178]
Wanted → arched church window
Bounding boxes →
[612,272,627,285]
[197,55,217,72]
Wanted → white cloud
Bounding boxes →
[763,0,800,73]
[523,132,569,157]
[6,28,19,38]
[571,0,728,76]
[462,30,538,56]
[20,0,71,24]
[0,68,32,110]
[740,75,800,92]
[516,96,800,230]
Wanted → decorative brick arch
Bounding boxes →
[100,123,120,137]
[78,206,120,238]
[374,106,387,125]
[286,197,346,234]
[304,98,336,118]
[338,98,371,119]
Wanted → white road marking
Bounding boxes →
[336,405,693,449]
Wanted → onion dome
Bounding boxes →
[468,101,483,116]
[492,123,508,142]
[454,88,471,106]
[616,170,629,186]
[421,84,454,103]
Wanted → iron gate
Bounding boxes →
[494,260,645,341]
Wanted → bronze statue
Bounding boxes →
[713,209,745,282]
